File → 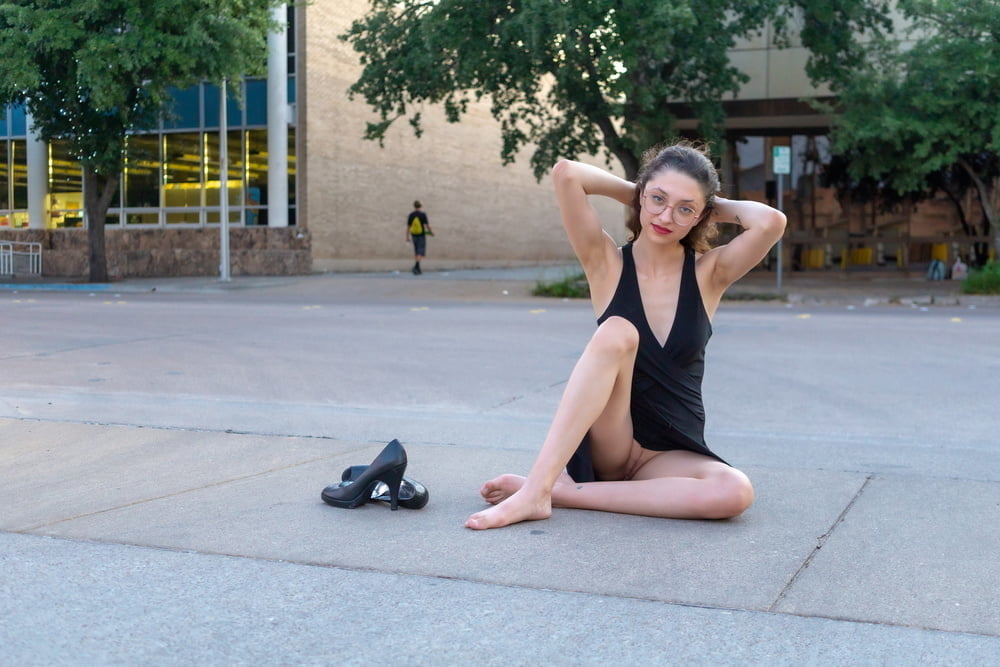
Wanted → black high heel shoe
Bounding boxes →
[339,465,429,510]
[321,439,407,511]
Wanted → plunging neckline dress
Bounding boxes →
[566,243,727,483]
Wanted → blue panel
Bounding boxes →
[165,86,201,129]
[203,82,242,128]
[288,75,296,105]
[245,79,267,126]
[227,88,242,127]
[10,105,27,136]
[204,84,221,128]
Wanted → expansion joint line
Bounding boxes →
[767,474,874,612]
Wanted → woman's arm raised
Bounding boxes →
[551,160,633,275]
[702,197,786,292]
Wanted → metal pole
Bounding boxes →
[219,79,230,282]
[776,172,783,292]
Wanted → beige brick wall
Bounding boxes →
[304,0,627,269]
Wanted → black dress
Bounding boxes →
[566,243,727,483]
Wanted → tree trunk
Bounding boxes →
[957,158,999,260]
[83,169,120,283]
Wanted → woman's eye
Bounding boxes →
[651,195,665,205]
[679,207,695,216]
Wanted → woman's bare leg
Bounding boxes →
[465,317,639,530]
[554,449,754,519]
[480,450,754,520]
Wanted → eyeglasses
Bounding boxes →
[641,192,700,227]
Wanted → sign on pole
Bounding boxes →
[772,146,790,291]
[773,146,791,175]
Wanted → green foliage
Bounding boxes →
[342,0,782,181]
[781,0,895,94]
[808,0,1000,253]
[0,0,285,280]
[962,261,1000,295]
[532,273,590,299]
[0,0,282,176]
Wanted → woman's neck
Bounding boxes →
[632,236,685,277]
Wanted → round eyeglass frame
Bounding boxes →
[640,192,701,227]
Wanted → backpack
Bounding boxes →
[408,213,423,235]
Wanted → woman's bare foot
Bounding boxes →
[479,474,526,505]
[465,487,552,530]
[479,472,577,505]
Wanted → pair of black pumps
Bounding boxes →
[321,439,429,511]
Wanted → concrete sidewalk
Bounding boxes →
[1,269,998,664]
[3,261,997,308]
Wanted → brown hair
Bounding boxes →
[413,200,422,209]
[627,141,720,254]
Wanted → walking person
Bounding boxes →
[466,142,786,530]
[406,200,433,274]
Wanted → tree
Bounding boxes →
[0,0,284,282]
[811,0,1000,257]
[342,0,782,182]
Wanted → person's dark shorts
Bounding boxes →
[412,234,427,256]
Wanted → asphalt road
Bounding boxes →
[1,271,998,664]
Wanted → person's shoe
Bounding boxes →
[339,465,429,510]
[321,440,407,510]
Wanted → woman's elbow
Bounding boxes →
[551,159,578,184]
[769,209,787,235]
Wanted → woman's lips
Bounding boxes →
[650,222,672,235]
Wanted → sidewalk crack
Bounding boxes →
[767,474,874,612]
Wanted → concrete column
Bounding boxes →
[25,111,48,230]
[266,3,289,228]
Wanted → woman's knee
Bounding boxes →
[589,316,640,357]
[703,468,754,519]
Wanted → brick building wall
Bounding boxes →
[305,0,627,270]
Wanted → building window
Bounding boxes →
[49,140,84,228]
[163,132,203,224]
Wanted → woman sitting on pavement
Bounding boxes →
[466,142,786,530]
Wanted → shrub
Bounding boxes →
[532,272,590,298]
[962,260,1000,295]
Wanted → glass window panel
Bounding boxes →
[205,130,244,208]
[104,213,121,227]
[287,5,296,54]
[10,105,26,136]
[124,135,161,208]
[49,140,83,195]
[163,132,202,208]
[165,210,200,224]
[126,212,159,225]
[49,141,84,227]
[165,86,200,129]
[287,55,295,77]
[288,76,296,106]
[245,129,268,226]
[205,210,241,224]
[0,139,8,210]
[11,140,27,208]
[245,79,267,126]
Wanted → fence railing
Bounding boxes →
[0,241,43,277]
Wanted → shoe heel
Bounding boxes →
[379,463,407,511]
